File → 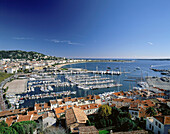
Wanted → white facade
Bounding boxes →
[22,65,30,70]
[7,67,17,73]
[83,107,99,115]
[129,109,139,119]
[146,117,170,134]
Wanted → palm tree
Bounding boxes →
[146,107,157,116]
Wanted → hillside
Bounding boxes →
[0,50,61,60]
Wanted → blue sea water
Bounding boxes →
[20,59,170,108]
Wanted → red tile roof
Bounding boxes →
[154,116,170,125]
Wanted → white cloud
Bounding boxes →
[13,37,33,40]
[147,42,153,45]
[49,39,81,45]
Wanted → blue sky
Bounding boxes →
[0,0,170,58]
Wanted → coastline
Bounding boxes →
[56,60,135,69]
[56,62,81,69]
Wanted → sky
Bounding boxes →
[0,0,170,58]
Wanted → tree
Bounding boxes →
[120,112,131,119]
[86,120,91,126]
[0,127,17,134]
[146,107,157,116]
[11,121,36,134]
[98,105,112,118]
[43,126,66,134]
[11,122,25,134]
[119,117,137,131]
[0,120,8,128]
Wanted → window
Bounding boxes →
[159,124,161,128]
[152,126,154,131]
[158,131,160,134]
[155,121,157,126]
[149,124,151,129]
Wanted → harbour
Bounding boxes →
[4,59,170,108]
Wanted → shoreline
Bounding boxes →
[56,62,81,69]
[56,60,135,69]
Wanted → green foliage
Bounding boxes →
[99,130,109,134]
[99,118,107,128]
[17,69,23,73]
[119,117,137,131]
[86,120,91,126]
[134,118,146,130]
[0,127,17,134]
[157,104,170,115]
[120,112,131,119]
[30,126,33,134]
[88,106,137,132]
[23,69,30,73]
[8,103,12,108]
[0,120,8,128]
[98,105,112,118]
[0,50,62,60]
[3,87,8,93]
[146,107,157,116]
[11,121,36,134]
[0,121,17,134]
[0,72,13,83]
[11,122,25,134]
[60,68,68,70]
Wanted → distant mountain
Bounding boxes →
[0,50,62,60]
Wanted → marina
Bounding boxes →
[66,74,122,90]
[4,60,170,108]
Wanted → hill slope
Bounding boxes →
[0,50,60,60]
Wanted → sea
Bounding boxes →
[19,59,170,108]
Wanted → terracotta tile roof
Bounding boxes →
[141,100,155,108]
[156,98,166,102]
[95,95,100,99]
[49,100,57,105]
[63,97,77,102]
[154,93,166,96]
[113,91,125,96]
[79,126,99,134]
[6,116,17,126]
[139,108,150,118]
[74,104,101,110]
[85,95,95,101]
[133,99,141,103]
[65,108,76,126]
[130,103,138,109]
[54,105,72,118]
[113,99,123,102]
[34,103,51,110]
[17,115,32,122]
[27,110,38,116]
[154,116,170,125]
[123,98,133,102]
[0,108,27,117]
[65,107,88,126]
[77,97,84,100]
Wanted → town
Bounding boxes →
[0,51,169,134]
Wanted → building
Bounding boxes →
[65,107,88,133]
[146,116,170,134]
[78,126,99,134]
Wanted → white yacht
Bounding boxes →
[48,85,53,91]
